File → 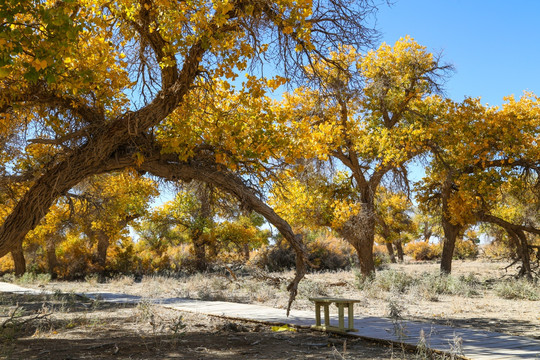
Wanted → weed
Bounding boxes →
[387,294,408,340]
[168,316,187,337]
[448,333,463,358]
[415,329,432,359]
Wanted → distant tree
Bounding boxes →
[417,95,540,274]
[278,37,450,275]
[375,189,416,262]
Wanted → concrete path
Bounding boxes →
[1,282,539,359]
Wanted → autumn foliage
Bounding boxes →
[0,0,539,288]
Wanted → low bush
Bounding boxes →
[494,279,539,301]
[373,244,391,268]
[356,270,481,300]
[453,240,479,260]
[482,240,514,260]
[251,233,356,272]
[405,242,441,261]
[415,273,480,300]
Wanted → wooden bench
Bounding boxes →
[309,297,361,333]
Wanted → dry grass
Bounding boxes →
[5,260,540,340]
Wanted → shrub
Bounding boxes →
[356,269,414,294]
[495,279,539,301]
[250,240,296,272]
[251,233,356,272]
[405,242,441,261]
[415,273,480,300]
[373,244,391,268]
[482,240,515,260]
[453,239,479,260]
[356,270,481,300]
[0,256,14,274]
[375,270,415,293]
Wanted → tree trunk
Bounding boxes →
[242,243,250,261]
[192,234,207,271]
[423,223,432,243]
[140,156,307,315]
[337,203,376,276]
[395,241,404,262]
[509,229,533,280]
[46,238,59,278]
[440,176,462,275]
[96,229,110,270]
[385,242,396,263]
[440,217,461,274]
[191,184,213,272]
[11,242,26,276]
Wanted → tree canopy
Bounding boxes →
[1,0,540,306]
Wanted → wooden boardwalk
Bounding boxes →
[1,282,539,359]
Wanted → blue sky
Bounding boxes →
[374,1,540,106]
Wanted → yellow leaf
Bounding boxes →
[271,325,297,332]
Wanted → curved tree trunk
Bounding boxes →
[0,41,205,259]
[140,156,307,315]
[11,242,26,276]
[479,213,535,279]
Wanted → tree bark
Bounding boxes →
[190,229,207,271]
[11,242,26,276]
[385,242,396,263]
[337,203,376,276]
[191,184,213,271]
[440,216,461,274]
[242,243,250,261]
[512,229,533,279]
[395,241,404,262]
[95,229,110,270]
[46,237,59,278]
[439,176,463,274]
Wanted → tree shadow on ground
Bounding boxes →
[410,315,540,340]
[0,292,137,314]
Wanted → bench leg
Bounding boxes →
[315,303,321,326]
[324,304,330,327]
[348,304,354,330]
[337,304,345,330]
